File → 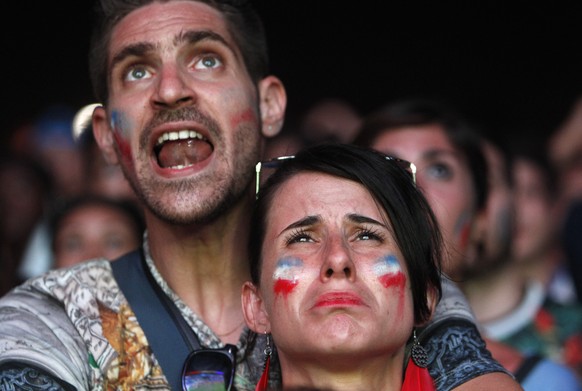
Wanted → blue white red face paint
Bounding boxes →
[454,210,472,252]
[373,254,406,289]
[373,254,407,315]
[273,257,303,297]
[271,254,407,299]
[110,110,133,162]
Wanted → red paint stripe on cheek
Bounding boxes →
[380,272,407,317]
[230,109,257,129]
[459,223,471,251]
[274,279,297,297]
[379,272,406,289]
[113,132,133,163]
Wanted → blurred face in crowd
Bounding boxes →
[369,124,478,278]
[53,203,141,268]
[473,141,514,272]
[512,158,557,263]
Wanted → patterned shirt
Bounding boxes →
[0,244,508,390]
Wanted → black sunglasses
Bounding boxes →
[255,154,417,197]
[182,344,237,391]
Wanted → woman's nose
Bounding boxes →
[320,236,356,281]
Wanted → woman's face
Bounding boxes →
[246,172,415,362]
[370,124,477,277]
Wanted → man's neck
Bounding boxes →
[144,200,252,344]
[461,262,527,325]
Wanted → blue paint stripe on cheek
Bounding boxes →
[273,256,304,280]
[373,254,401,276]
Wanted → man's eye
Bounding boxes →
[126,66,151,81]
[195,55,222,70]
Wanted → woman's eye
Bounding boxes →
[426,163,453,180]
[195,55,222,70]
[285,229,314,245]
[126,66,151,81]
[356,228,384,242]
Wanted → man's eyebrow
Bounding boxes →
[110,30,236,71]
[176,30,233,52]
[111,42,156,71]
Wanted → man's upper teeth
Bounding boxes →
[157,130,203,145]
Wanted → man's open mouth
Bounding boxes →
[154,130,213,169]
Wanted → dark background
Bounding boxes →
[4,2,581,146]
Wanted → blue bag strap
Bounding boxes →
[111,250,194,390]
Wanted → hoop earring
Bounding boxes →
[255,332,272,391]
[402,329,435,391]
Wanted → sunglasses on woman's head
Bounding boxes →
[182,344,237,391]
[255,154,417,197]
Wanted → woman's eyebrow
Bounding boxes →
[347,214,386,228]
[279,215,320,236]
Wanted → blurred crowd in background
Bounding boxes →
[1,92,582,385]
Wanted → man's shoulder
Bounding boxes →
[0,259,126,390]
[0,258,121,341]
[2,259,116,307]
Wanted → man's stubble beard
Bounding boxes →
[115,105,262,225]
[136,167,252,226]
[124,126,260,226]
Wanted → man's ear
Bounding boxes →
[258,76,286,138]
[92,105,119,165]
[241,282,271,333]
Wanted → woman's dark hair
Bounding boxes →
[354,99,489,210]
[249,143,443,324]
[89,0,269,104]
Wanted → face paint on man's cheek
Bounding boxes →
[229,108,258,130]
[110,110,133,163]
[272,256,303,298]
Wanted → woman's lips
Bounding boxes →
[314,292,363,307]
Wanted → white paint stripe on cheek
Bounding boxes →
[110,110,130,138]
[373,254,402,277]
[273,256,304,281]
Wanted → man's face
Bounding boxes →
[101,1,264,224]
[512,158,556,262]
[480,142,514,267]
